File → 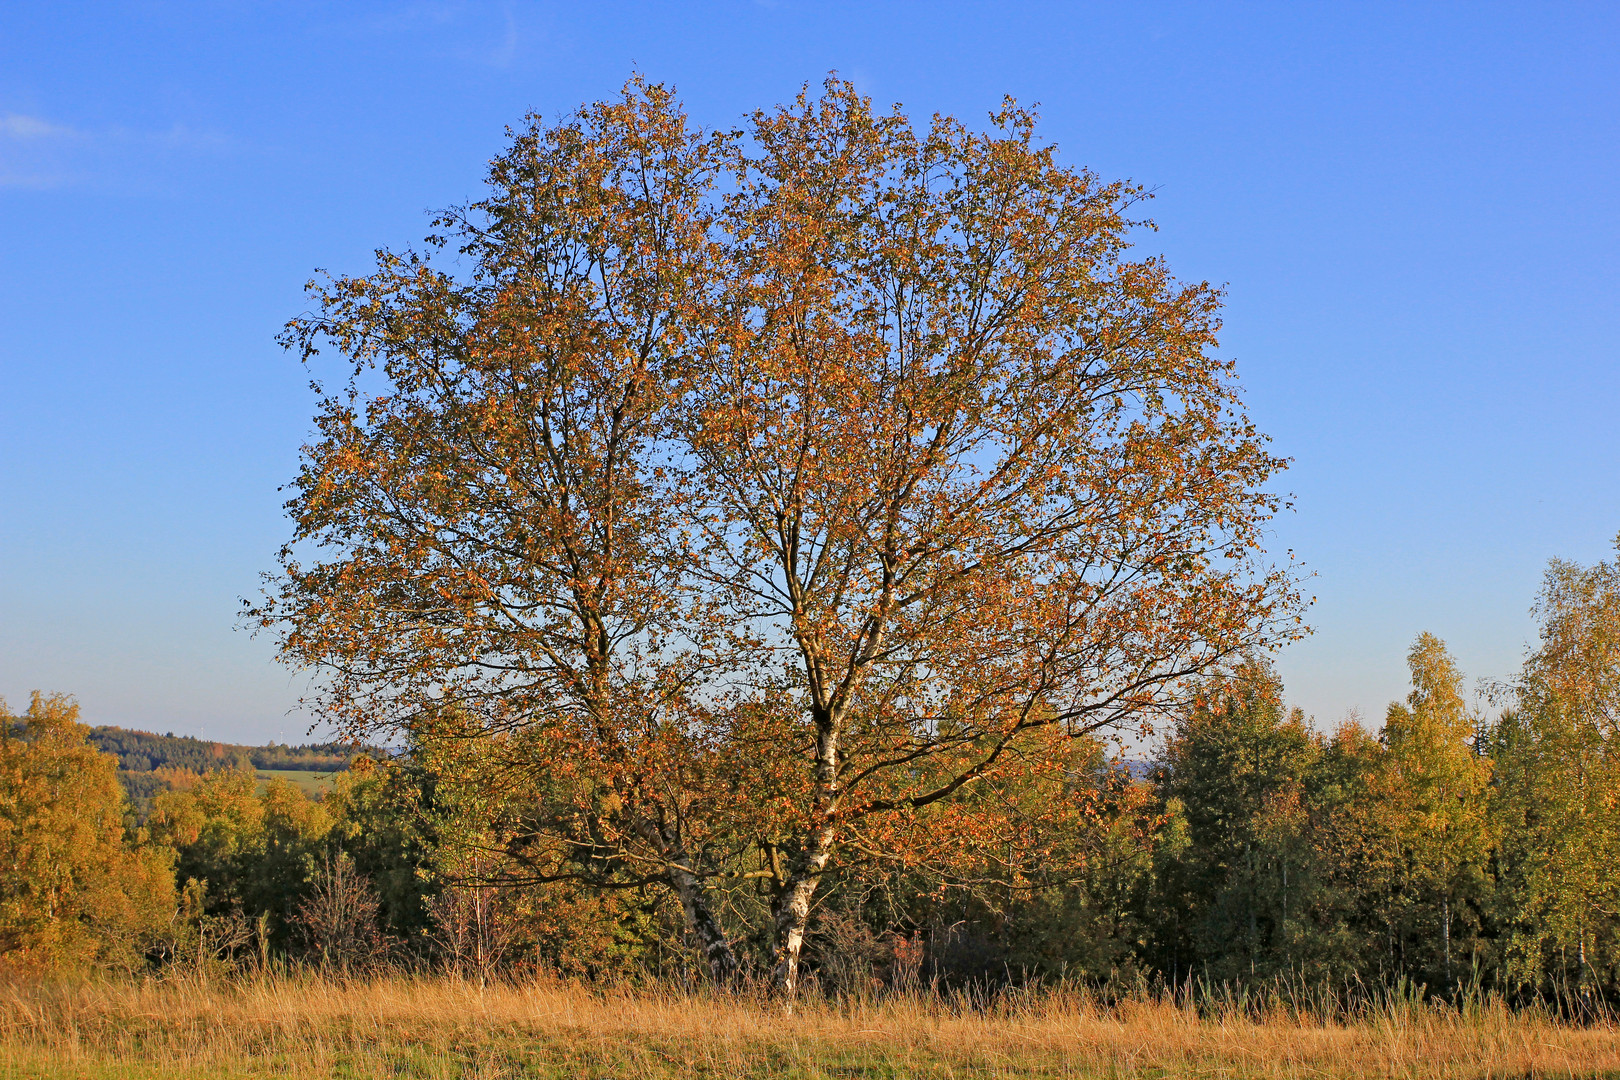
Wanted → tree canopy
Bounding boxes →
[0,694,174,972]
[252,76,1302,989]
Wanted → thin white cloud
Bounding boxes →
[0,112,239,192]
[0,114,79,141]
[135,122,236,153]
[489,3,518,69]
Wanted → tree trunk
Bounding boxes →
[1281,860,1289,967]
[1246,841,1257,975]
[669,858,740,985]
[768,684,845,998]
[1442,895,1451,986]
[771,823,838,997]
[771,875,819,997]
[634,816,739,984]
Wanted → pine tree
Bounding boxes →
[1152,659,1320,980]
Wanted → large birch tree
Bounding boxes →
[257,77,1302,992]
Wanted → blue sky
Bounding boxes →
[2,2,1616,744]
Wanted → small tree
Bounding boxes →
[425,852,520,984]
[0,693,175,971]
[1490,536,1620,993]
[296,852,385,972]
[1150,661,1319,979]
[1380,634,1491,989]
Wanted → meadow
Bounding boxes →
[252,769,339,798]
[3,975,1617,1080]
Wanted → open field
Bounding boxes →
[2,976,1617,1079]
[252,769,340,797]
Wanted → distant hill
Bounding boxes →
[84,725,379,808]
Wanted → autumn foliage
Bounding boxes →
[250,76,1302,990]
[0,694,174,972]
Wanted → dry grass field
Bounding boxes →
[2,974,1617,1079]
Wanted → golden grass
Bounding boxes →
[1,973,1617,1079]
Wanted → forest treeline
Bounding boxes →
[75,727,368,808]
[3,541,1616,1002]
[84,726,363,777]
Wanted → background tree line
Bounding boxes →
[78,726,370,810]
[3,534,1616,1001]
[86,727,364,778]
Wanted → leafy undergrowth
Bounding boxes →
[2,974,1617,1079]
